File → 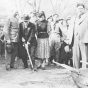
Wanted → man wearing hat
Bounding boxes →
[3,11,19,70]
[19,15,37,70]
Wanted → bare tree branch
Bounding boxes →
[59,0,70,17]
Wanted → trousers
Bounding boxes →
[5,43,18,67]
[49,34,61,62]
[73,36,88,68]
[18,42,36,68]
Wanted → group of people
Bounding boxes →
[2,2,88,71]
[3,11,51,71]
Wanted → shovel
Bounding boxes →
[24,43,33,69]
[52,60,88,88]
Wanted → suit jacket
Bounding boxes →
[75,13,88,43]
[19,22,37,46]
[65,13,88,45]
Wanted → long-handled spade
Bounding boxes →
[52,60,88,88]
[23,43,34,70]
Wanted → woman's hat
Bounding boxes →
[38,11,45,18]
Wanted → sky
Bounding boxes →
[0,0,88,18]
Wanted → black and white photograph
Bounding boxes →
[0,0,88,88]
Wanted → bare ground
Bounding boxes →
[0,58,78,88]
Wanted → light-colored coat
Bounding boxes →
[65,13,88,45]
[75,13,88,43]
[66,13,88,68]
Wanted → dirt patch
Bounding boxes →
[0,58,77,88]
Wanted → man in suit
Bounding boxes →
[3,12,19,70]
[19,15,37,70]
[65,3,88,68]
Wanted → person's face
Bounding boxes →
[53,15,58,22]
[39,15,45,21]
[77,6,85,15]
[24,21,29,28]
[48,17,53,22]
[14,12,19,19]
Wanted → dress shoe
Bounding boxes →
[33,67,38,71]
[41,67,45,70]
[23,66,28,69]
[6,65,11,71]
[10,65,17,69]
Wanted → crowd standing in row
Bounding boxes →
[1,3,88,71]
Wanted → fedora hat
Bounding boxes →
[24,15,31,21]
